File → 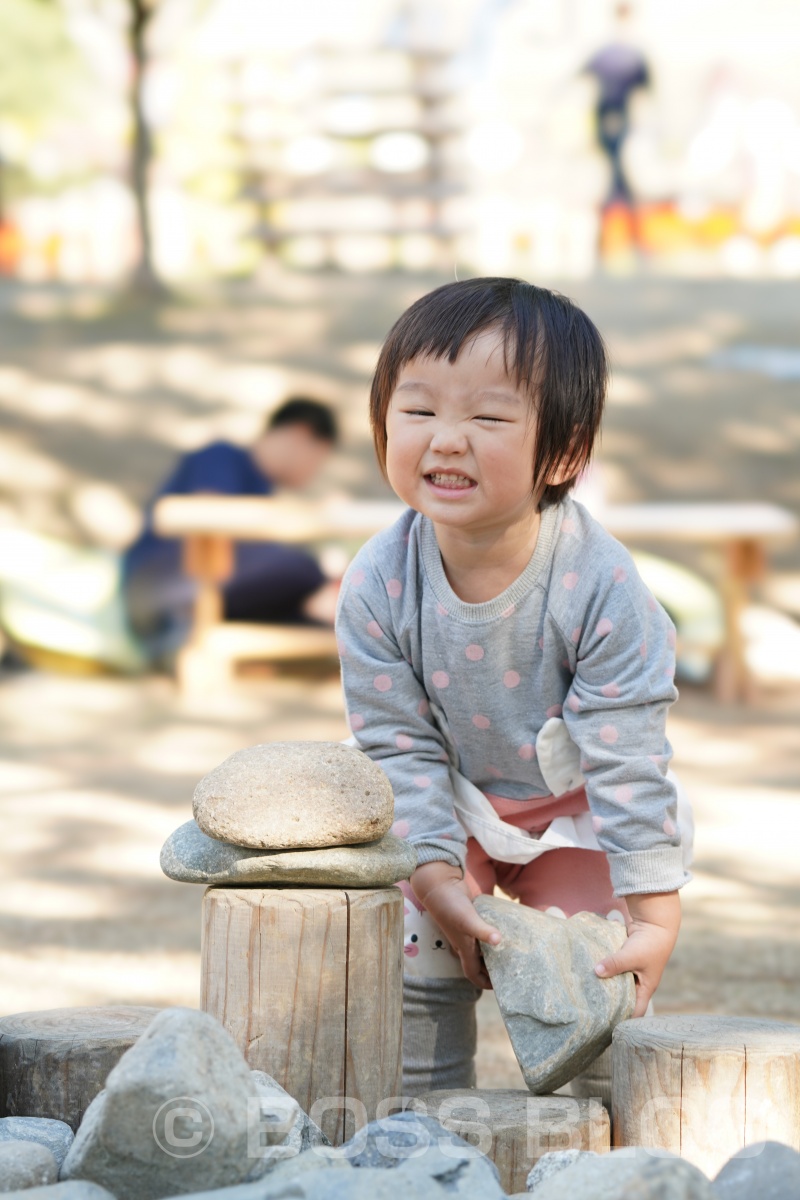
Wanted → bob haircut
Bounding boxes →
[370,277,609,506]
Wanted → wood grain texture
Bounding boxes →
[612,1014,800,1177]
[0,1006,161,1130]
[415,1088,609,1194]
[200,885,402,1145]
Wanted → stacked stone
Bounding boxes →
[160,741,416,888]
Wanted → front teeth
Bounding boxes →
[429,473,473,486]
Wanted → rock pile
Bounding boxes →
[160,741,415,887]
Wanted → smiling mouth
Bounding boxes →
[426,472,475,490]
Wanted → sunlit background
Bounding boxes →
[0,0,799,1075]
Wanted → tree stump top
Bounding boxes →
[614,1014,800,1054]
[0,1007,161,1043]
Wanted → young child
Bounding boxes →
[335,277,691,1096]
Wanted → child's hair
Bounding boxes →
[266,397,339,444]
[370,277,609,505]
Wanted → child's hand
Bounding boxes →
[410,861,501,988]
[594,891,681,1017]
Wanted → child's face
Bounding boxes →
[385,328,540,537]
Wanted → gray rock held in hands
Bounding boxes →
[474,895,636,1093]
[193,742,393,851]
[161,822,415,887]
[60,1008,291,1200]
[0,1119,74,1172]
[0,1141,58,1191]
[528,1147,716,1199]
[713,1141,800,1200]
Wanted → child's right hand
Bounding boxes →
[410,861,501,988]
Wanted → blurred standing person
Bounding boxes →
[123,398,339,664]
[584,4,650,220]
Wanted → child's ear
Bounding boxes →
[545,433,589,488]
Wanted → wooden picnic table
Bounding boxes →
[153,495,797,700]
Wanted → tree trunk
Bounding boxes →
[128,0,162,293]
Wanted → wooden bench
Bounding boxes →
[153,495,797,700]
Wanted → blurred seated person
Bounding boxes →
[123,397,339,662]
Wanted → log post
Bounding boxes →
[612,1014,800,1177]
[200,885,403,1146]
[0,1006,161,1130]
[413,1088,609,1195]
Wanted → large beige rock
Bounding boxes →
[475,895,635,1094]
[192,742,393,851]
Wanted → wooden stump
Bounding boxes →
[613,1014,800,1177]
[0,1006,161,1131]
[414,1088,610,1194]
[200,886,403,1145]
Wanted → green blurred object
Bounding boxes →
[0,529,147,673]
[632,550,725,684]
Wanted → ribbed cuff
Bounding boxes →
[608,846,690,896]
[413,839,465,873]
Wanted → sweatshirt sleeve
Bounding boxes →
[558,560,688,897]
[335,552,466,873]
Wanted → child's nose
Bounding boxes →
[429,423,467,453]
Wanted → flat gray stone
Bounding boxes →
[193,742,393,851]
[528,1148,715,1198]
[713,1141,800,1200]
[161,822,415,887]
[339,1111,505,1197]
[526,1149,598,1191]
[60,1008,293,1200]
[0,1119,74,1172]
[164,1163,439,1200]
[0,1141,58,1191]
[474,895,636,1093]
[0,1186,115,1200]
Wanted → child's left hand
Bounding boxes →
[593,890,681,1017]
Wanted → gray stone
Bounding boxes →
[526,1148,598,1191]
[0,1186,115,1200]
[528,1148,715,1199]
[0,1119,74,1172]
[339,1111,504,1197]
[163,1162,439,1200]
[0,1141,58,1191]
[474,895,636,1093]
[713,1141,800,1200]
[192,742,393,851]
[60,1008,293,1200]
[161,823,415,887]
[243,1073,326,1182]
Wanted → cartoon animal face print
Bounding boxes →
[399,881,466,979]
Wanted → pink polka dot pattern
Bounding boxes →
[413,775,431,789]
[592,815,604,833]
[337,639,348,657]
[663,817,677,836]
[392,819,410,837]
[563,572,579,590]
[567,695,581,713]
[571,626,582,644]
[374,674,392,693]
[667,627,677,648]
[485,764,502,778]
[472,714,491,729]
[431,670,450,689]
[396,734,414,750]
[436,602,449,617]
[596,617,614,637]
[561,518,576,534]
[600,724,619,744]
[649,753,664,764]
[615,785,633,804]
[546,704,563,718]
[349,713,365,732]
[501,604,516,618]
[386,578,403,598]
[518,743,536,761]
[350,568,366,587]
[503,670,520,688]
[538,637,544,650]
[465,644,485,661]
[601,682,621,698]
[418,698,430,717]
[366,620,383,639]
[647,593,658,612]
[613,566,627,583]
[639,641,648,658]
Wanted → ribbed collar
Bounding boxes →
[419,501,560,622]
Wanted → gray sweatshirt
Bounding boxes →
[335,496,688,896]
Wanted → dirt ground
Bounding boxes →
[0,270,799,1085]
